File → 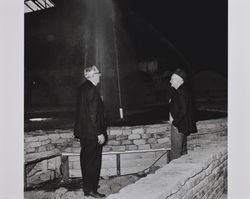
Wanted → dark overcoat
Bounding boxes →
[169,85,197,136]
[74,80,106,139]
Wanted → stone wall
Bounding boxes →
[106,134,227,199]
[24,130,74,187]
[65,123,172,177]
[24,118,227,187]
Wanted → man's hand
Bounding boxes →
[169,113,173,124]
[97,134,105,145]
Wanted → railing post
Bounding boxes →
[61,155,69,181]
[166,149,171,163]
[116,154,121,176]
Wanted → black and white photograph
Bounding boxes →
[1,0,250,199]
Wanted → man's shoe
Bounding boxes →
[84,191,105,198]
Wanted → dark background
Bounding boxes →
[117,0,228,76]
[24,0,228,129]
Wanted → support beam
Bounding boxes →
[24,2,35,12]
[33,0,45,10]
[116,154,121,176]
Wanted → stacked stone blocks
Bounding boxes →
[104,124,171,152]
[24,130,74,187]
[24,118,227,187]
[106,144,227,199]
[67,124,171,177]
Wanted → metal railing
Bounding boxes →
[24,148,171,190]
[61,148,171,180]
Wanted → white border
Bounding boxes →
[0,1,24,199]
[0,0,250,198]
[228,0,250,198]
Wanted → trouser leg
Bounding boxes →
[80,139,86,190]
[181,135,187,155]
[170,124,187,161]
[80,138,102,193]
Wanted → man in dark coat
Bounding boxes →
[74,65,107,198]
[169,68,197,161]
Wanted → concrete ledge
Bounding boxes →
[106,141,227,199]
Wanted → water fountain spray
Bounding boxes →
[111,2,123,119]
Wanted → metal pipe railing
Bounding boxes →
[24,148,171,189]
[61,148,171,180]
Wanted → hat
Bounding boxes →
[173,68,187,82]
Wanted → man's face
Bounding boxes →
[170,74,183,89]
[92,70,101,85]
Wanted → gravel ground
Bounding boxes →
[24,167,158,199]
